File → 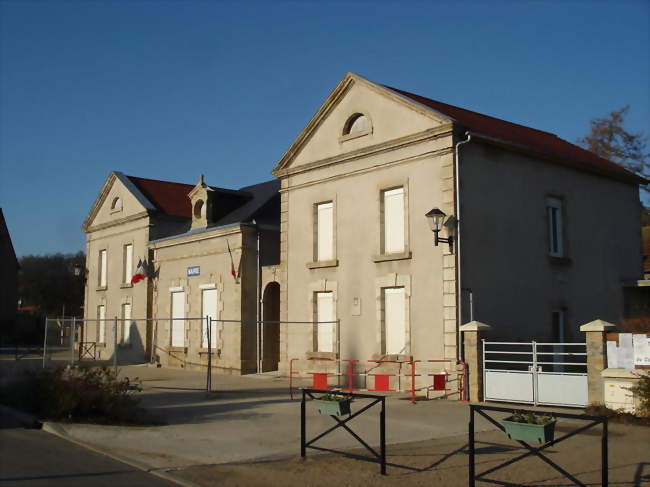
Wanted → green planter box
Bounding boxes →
[314,398,351,416]
[501,416,556,444]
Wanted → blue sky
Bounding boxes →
[1,0,648,257]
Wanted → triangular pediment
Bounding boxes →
[273,73,452,174]
[82,172,156,231]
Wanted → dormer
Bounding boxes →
[188,174,215,230]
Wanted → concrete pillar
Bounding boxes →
[580,319,615,405]
[460,321,491,402]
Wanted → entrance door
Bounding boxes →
[262,282,280,371]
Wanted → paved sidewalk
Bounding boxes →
[49,364,496,469]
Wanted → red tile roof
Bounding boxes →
[385,86,645,184]
[127,176,194,218]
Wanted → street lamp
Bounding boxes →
[425,208,455,253]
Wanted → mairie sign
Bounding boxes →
[187,266,200,277]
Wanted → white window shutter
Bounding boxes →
[98,305,106,343]
[316,292,334,353]
[384,188,405,253]
[201,288,218,348]
[122,303,132,343]
[100,250,107,287]
[124,244,133,283]
[317,202,333,261]
[384,288,406,355]
[171,291,185,347]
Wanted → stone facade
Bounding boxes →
[82,173,280,374]
[272,72,644,391]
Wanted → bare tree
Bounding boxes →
[578,105,649,201]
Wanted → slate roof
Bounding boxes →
[0,208,18,267]
[125,175,280,225]
[384,85,645,185]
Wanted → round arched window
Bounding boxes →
[343,113,370,135]
[193,200,205,219]
[111,197,122,210]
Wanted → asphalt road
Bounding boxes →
[0,420,178,487]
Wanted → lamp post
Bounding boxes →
[425,208,455,253]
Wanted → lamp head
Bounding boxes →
[425,208,446,232]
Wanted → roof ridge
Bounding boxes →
[126,174,195,188]
[384,85,558,137]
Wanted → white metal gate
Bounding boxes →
[483,340,588,408]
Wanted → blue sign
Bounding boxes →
[187,266,200,277]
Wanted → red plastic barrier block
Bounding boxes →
[433,374,446,391]
[310,372,330,390]
[369,374,394,392]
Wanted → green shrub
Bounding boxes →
[509,412,553,425]
[628,374,650,418]
[0,366,151,425]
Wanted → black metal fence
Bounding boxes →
[469,404,608,487]
[300,388,387,475]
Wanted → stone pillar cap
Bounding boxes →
[460,321,491,332]
[579,319,616,332]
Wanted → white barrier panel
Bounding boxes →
[485,370,534,403]
[537,372,588,407]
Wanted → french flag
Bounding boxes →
[131,259,146,284]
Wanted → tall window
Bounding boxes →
[383,287,406,355]
[546,197,564,257]
[382,187,405,254]
[123,244,133,284]
[315,291,334,353]
[122,303,132,344]
[99,249,107,287]
[201,288,218,349]
[97,304,106,343]
[171,291,185,347]
[315,202,334,261]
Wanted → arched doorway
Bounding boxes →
[262,282,280,372]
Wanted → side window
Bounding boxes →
[170,291,185,347]
[315,202,334,261]
[382,187,405,254]
[546,197,564,257]
[123,244,133,284]
[383,287,406,355]
[99,249,107,287]
[97,304,106,343]
[315,291,335,353]
[122,303,132,344]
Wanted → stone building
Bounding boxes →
[271,73,645,374]
[81,172,280,373]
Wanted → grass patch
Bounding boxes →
[0,365,159,425]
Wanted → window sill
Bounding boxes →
[372,251,412,263]
[199,348,219,354]
[548,256,572,266]
[96,286,107,292]
[338,129,371,143]
[306,259,339,269]
[168,346,186,353]
[96,343,106,349]
[120,283,133,289]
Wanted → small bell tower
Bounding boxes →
[188,174,214,230]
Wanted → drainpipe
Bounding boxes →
[255,221,262,374]
[455,132,472,361]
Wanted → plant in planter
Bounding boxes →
[501,412,556,444]
[314,393,352,416]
